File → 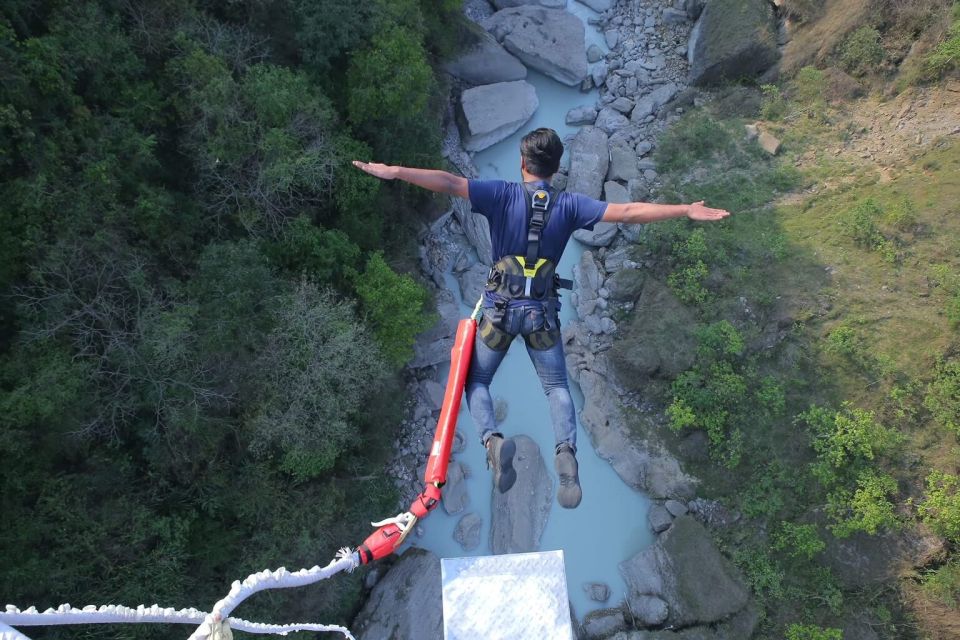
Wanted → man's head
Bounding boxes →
[520,128,563,179]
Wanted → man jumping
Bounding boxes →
[353,127,729,509]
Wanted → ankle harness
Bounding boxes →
[478,184,572,351]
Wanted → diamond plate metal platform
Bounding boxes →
[440,550,573,640]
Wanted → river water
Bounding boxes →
[404,1,655,620]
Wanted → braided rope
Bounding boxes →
[1,548,361,640]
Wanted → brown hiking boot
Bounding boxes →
[485,434,517,493]
[555,443,582,509]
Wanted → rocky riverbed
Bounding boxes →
[355,0,789,637]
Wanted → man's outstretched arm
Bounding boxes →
[602,200,730,224]
[352,161,469,199]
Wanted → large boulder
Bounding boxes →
[619,516,751,628]
[582,608,627,639]
[353,548,443,640]
[687,0,779,86]
[484,7,588,86]
[608,277,698,383]
[493,0,566,7]
[457,262,491,308]
[577,367,696,499]
[451,196,493,266]
[608,144,640,182]
[454,512,482,551]
[444,30,527,85]
[566,126,609,199]
[458,80,539,152]
[490,434,553,554]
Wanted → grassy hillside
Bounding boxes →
[611,5,960,635]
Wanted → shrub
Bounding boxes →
[919,471,960,543]
[925,356,960,436]
[924,4,960,78]
[840,27,885,76]
[838,199,886,250]
[921,558,960,608]
[786,624,843,640]
[829,468,900,536]
[760,84,787,120]
[773,521,826,560]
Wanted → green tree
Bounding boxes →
[246,279,385,480]
[355,252,434,367]
[786,624,843,640]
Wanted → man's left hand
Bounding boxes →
[687,201,730,221]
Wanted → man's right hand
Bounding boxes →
[352,160,398,180]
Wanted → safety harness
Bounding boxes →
[478,183,573,351]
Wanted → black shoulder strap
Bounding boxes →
[522,182,554,265]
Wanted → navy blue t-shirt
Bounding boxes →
[468,179,607,264]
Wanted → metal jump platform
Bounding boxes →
[441,550,574,640]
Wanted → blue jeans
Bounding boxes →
[465,304,577,452]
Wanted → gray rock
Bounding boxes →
[493,0,566,6]
[421,379,445,411]
[566,104,599,126]
[582,608,627,639]
[484,7,588,86]
[417,288,459,346]
[663,7,688,24]
[631,83,679,123]
[688,0,779,86]
[688,498,741,528]
[648,504,674,533]
[566,126,609,199]
[637,157,657,171]
[444,30,527,85]
[576,0,614,11]
[610,97,634,113]
[607,144,639,182]
[603,180,630,204]
[636,140,653,156]
[457,262,491,307]
[583,582,611,602]
[353,548,443,640]
[594,107,630,135]
[574,220,619,247]
[606,268,645,303]
[458,80,539,152]
[591,61,609,87]
[602,316,618,334]
[758,130,781,155]
[633,594,669,626]
[587,44,604,63]
[442,461,470,515]
[577,368,696,499]
[451,194,493,266]
[604,29,619,49]
[619,516,751,628]
[411,335,454,369]
[685,0,705,20]
[665,499,689,517]
[454,512,482,551]
[608,277,697,382]
[490,435,553,554]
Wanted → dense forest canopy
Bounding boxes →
[0,0,462,633]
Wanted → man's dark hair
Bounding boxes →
[520,128,563,178]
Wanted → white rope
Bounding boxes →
[1,621,31,640]
[188,548,359,640]
[1,604,207,627]
[2,548,361,640]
